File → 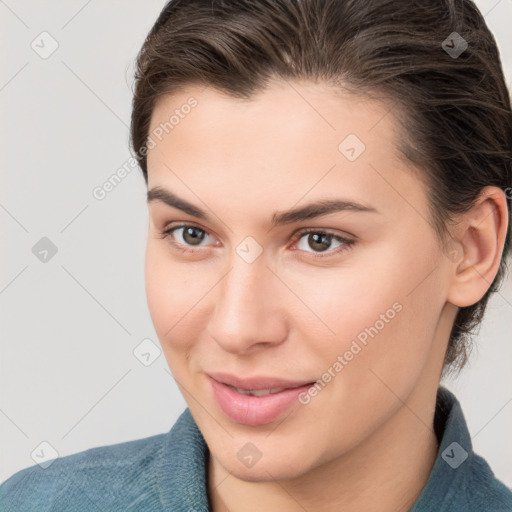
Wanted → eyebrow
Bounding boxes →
[147,186,378,228]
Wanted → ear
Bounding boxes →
[446,186,509,308]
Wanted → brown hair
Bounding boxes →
[130,0,512,373]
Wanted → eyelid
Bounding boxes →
[291,226,355,242]
[290,227,355,257]
[158,222,217,252]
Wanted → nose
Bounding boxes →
[206,253,288,354]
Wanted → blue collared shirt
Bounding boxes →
[1,387,511,511]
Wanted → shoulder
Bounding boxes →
[459,452,512,511]
[412,387,512,512]
[0,432,167,512]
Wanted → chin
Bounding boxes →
[213,448,312,483]
[231,462,303,483]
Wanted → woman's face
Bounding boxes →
[145,80,456,481]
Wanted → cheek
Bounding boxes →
[288,254,402,344]
[299,241,444,380]
[294,250,445,458]
[144,240,216,361]
[145,241,192,346]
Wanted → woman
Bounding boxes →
[1,0,511,510]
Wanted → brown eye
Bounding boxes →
[159,224,213,254]
[294,229,355,257]
[305,232,333,252]
[180,226,207,246]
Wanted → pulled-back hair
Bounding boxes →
[130,0,512,372]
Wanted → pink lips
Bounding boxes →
[207,372,315,426]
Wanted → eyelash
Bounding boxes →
[157,223,355,258]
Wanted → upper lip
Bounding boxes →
[208,372,315,391]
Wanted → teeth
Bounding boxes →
[232,386,285,396]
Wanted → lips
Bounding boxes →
[207,371,314,391]
[207,372,316,426]
[228,386,289,396]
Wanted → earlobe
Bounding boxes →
[446,186,509,308]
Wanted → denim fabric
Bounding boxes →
[1,386,511,511]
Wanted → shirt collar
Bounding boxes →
[409,386,473,511]
[155,386,471,511]
[155,406,210,511]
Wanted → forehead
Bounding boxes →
[146,80,428,223]
[148,80,396,151]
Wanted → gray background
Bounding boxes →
[1,0,511,487]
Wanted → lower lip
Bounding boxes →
[208,376,314,426]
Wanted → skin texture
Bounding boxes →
[144,80,508,512]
